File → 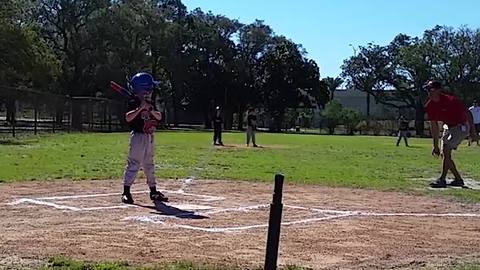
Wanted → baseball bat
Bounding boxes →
[110,81,135,99]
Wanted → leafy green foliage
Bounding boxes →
[321,99,362,135]
[1,0,327,130]
[341,26,480,135]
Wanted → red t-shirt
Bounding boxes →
[424,93,468,126]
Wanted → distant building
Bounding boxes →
[333,88,399,119]
[309,88,411,129]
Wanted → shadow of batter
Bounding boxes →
[134,201,208,219]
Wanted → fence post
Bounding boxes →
[264,174,284,270]
[51,111,55,133]
[108,104,112,132]
[68,97,73,133]
[34,102,38,135]
[90,101,94,130]
[103,102,107,132]
[11,100,16,138]
[12,114,15,138]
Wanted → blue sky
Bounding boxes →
[182,0,480,78]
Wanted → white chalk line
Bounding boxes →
[33,191,149,200]
[284,205,353,215]
[201,204,269,215]
[125,207,480,233]
[125,213,357,233]
[176,144,216,193]
[82,205,133,211]
[32,189,224,202]
[6,189,223,212]
[359,212,480,218]
[7,193,480,233]
[7,198,215,212]
[124,204,269,221]
[165,190,224,201]
[6,198,135,211]
[7,199,81,211]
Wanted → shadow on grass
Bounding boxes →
[406,145,422,149]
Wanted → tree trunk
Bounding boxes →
[328,126,335,135]
[6,99,16,124]
[55,99,65,126]
[270,112,284,132]
[171,92,179,127]
[224,109,234,130]
[71,99,83,131]
[203,108,211,129]
[366,93,371,117]
[237,107,244,130]
[415,100,425,137]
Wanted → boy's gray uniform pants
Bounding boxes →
[123,132,156,187]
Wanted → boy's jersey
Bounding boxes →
[399,120,408,131]
[247,114,257,127]
[127,98,158,134]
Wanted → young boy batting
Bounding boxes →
[121,72,168,204]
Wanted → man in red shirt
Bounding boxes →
[424,80,478,188]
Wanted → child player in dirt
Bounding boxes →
[121,72,168,204]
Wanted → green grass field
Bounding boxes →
[1,131,479,202]
[2,131,480,270]
[39,257,480,270]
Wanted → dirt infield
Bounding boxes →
[1,179,480,269]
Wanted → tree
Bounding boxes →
[256,37,325,131]
[342,108,362,135]
[431,26,480,101]
[342,26,480,136]
[321,99,344,135]
[0,0,59,88]
[232,20,273,130]
[183,9,241,128]
[36,0,111,95]
[1,0,334,132]
[322,76,343,101]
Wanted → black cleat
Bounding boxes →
[429,178,447,188]
[448,179,465,187]
[121,193,134,204]
[150,191,169,202]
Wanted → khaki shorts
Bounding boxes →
[442,124,469,150]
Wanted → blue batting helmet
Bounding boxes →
[129,72,160,94]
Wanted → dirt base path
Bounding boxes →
[1,179,480,269]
